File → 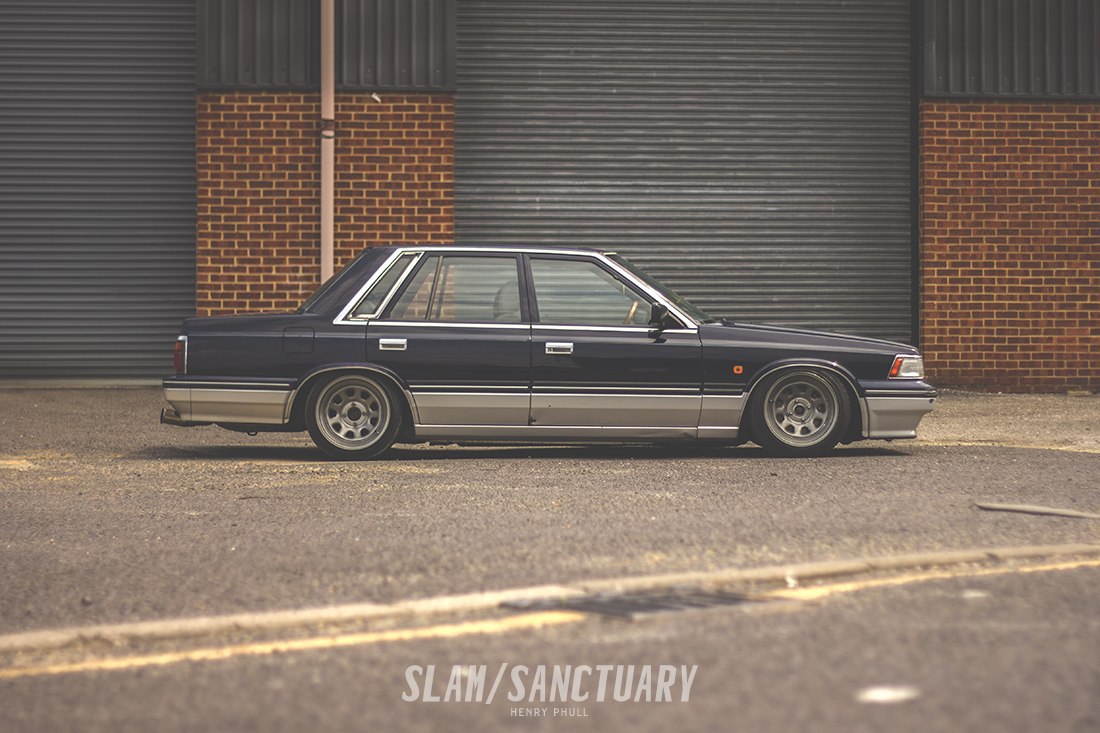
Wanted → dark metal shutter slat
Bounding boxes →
[456,0,912,342]
[0,0,196,379]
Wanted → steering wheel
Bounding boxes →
[623,300,640,325]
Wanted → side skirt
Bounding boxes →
[412,424,722,442]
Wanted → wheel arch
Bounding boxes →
[743,360,867,441]
[286,363,418,438]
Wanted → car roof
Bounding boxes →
[368,244,610,257]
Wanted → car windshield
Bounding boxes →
[606,254,716,324]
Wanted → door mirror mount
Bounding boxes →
[648,302,671,336]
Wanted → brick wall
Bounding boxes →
[196,92,454,315]
[920,101,1099,392]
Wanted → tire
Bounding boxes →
[747,369,851,457]
[305,374,402,460]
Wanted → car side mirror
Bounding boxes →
[648,302,671,336]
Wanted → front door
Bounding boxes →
[526,255,702,428]
[367,253,531,426]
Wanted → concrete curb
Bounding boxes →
[2,542,1097,655]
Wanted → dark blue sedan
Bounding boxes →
[162,245,935,458]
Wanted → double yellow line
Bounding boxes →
[3,557,1098,681]
[0,611,583,681]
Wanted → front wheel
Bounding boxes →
[306,374,402,460]
[747,369,851,456]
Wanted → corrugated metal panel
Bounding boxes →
[923,0,1100,98]
[197,0,456,90]
[197,0,319,89]
[456,0,914,342]
[0,1,196,378]
[337,0,456,89]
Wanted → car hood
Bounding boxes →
[701,320,919,355]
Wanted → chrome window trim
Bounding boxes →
[330,246,700,331]
[526,252,697,330]
[533,324,697,334]
[332,251,423,325]
[592,252,697,328]
[368,320,531,330]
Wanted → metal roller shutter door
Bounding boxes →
[0,1,196,378]
[456,0,913,342]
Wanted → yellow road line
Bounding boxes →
[923,440,1100,454]
[768,557,1100,601]
[0,611,584,681]
[5,558,1098,680]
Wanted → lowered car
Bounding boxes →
[161,245,935,458]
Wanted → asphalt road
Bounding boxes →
[3,563,1098,732]
[0,387,1098,731]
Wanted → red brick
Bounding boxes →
[196,91,455,316]
[920,100,1100,393]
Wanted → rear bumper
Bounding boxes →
[160,406,210,428]
[162,377,294,426]
[864,393,937,439]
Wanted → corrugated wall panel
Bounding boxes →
[197,0,456,90]
[0,1,196,378]
[338,0,456,89]
[456,0,914,342]
[197,0,319,89]
[924,0,1100,98]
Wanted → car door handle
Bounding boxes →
[379,338,407,351]
[545,342,573,355]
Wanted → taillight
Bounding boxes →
[173,336,187,374]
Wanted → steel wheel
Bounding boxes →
[748,369,851,456]
[306,374,400,459]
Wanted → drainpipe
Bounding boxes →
[320,0,335,281]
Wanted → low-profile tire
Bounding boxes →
[305,374,402,460]
[747,369,851,457]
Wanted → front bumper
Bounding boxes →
[864,392,937,439]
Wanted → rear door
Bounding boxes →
[367,253,531,426]
[526,254,702,428]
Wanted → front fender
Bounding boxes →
[745,358,865,398]
[743,359,868,440]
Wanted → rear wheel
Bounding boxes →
[306,374,402,460]
[748,369,851,456]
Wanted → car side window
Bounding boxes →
[385,255,523,323]
[350,252,417,318]
[530,258,652,326]
[387,255,439,320]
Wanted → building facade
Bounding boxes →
[0,0,1096,391]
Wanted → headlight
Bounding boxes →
[888,354,924,379]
